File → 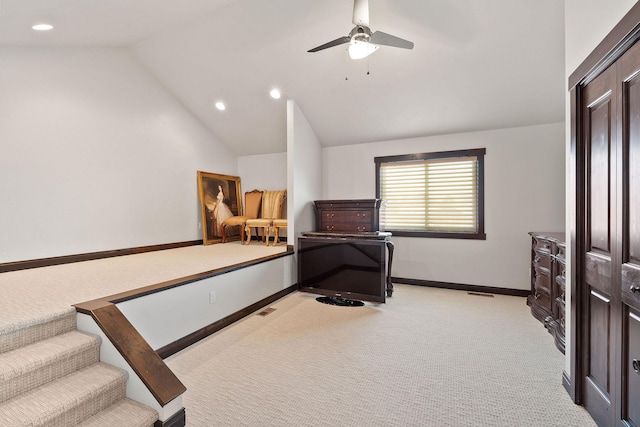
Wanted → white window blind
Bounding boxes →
[379,155,480,233]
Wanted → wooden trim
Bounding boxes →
[75,248,294,308]
[155,408,185,427]
[392,277,529,297]
[569,85,584,404]
[0,240,202,273]
[563,370,574,402]
[569,2,640,88]
[374,148,486,240]
[374,148,487,164]
[87,303,186,406]
[156,284,298,359]
[386,230,486,240]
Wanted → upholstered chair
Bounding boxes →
[271,217,288,245]
[244,190,286,245]
[220,189,262,243]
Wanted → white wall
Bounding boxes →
[564,0,636,384]
[0,47,236,263]
[287,100,323,248]
[238,153,287,194]
[323,123,565,290]
[117,256,294,350]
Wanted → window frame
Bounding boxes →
[375,148,486,240]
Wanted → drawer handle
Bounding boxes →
[534,256,541,263]
[325,225,334,231]
[633,359,640,374]
[326,213,334,218]
[631,285,640,294]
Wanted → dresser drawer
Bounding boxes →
[532,236,553,253]
[533,249,551,270]
[321,210,371,223]
[532,290,552,313]
[320,219,372,232]
[534,266,551,294]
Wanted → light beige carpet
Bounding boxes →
[0,242,286,336]
[167,285,596,427]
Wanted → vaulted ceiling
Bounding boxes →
[0,0,565,156]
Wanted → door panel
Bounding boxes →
[619,40,640,426]
[582,65,617,427]
[625,311,640,426]
[589,290,612,393]
[589,98,612,254]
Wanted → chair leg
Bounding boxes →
[244,225,251,244]
[272,226,279,246]
[240,223,246,245]
[220,224,227,243]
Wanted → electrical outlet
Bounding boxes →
[209,290,216,304]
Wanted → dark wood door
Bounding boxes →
[581,64,619,427]
[618,40,640,427]
[569,5,640,426]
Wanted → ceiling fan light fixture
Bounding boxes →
[348,38,378,60]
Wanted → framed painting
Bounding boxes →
[197,171,243,245]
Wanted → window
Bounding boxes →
[375,148,485,239]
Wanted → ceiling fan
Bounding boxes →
[308,0,414,60]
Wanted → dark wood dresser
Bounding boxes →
[527,231,566,353]
[314,199,382,233]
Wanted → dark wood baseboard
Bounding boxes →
[392,277,530,297]
[0,240,202,273]
[155,408,186,427]
[156,284,298,359]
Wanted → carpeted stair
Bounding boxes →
[0,311,158,427]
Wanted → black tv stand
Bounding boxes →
[316,296,365,307]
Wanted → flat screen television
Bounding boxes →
[297,236,386,304]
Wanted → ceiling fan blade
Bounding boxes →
[352,0,370,26]
[370,31,414,50]
[308,36,351,53]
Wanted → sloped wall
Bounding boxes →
[0,47,236,263]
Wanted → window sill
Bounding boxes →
[385,230,486,240]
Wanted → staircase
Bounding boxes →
[0,311,158,427]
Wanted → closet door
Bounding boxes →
[618,41,640,427]
[581,65,618,427]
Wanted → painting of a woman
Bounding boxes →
[213,185,234,235]
[197,171,242,244]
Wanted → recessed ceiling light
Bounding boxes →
[270,89,281,99]
[32,24,54,31]
[215,101,226,111]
